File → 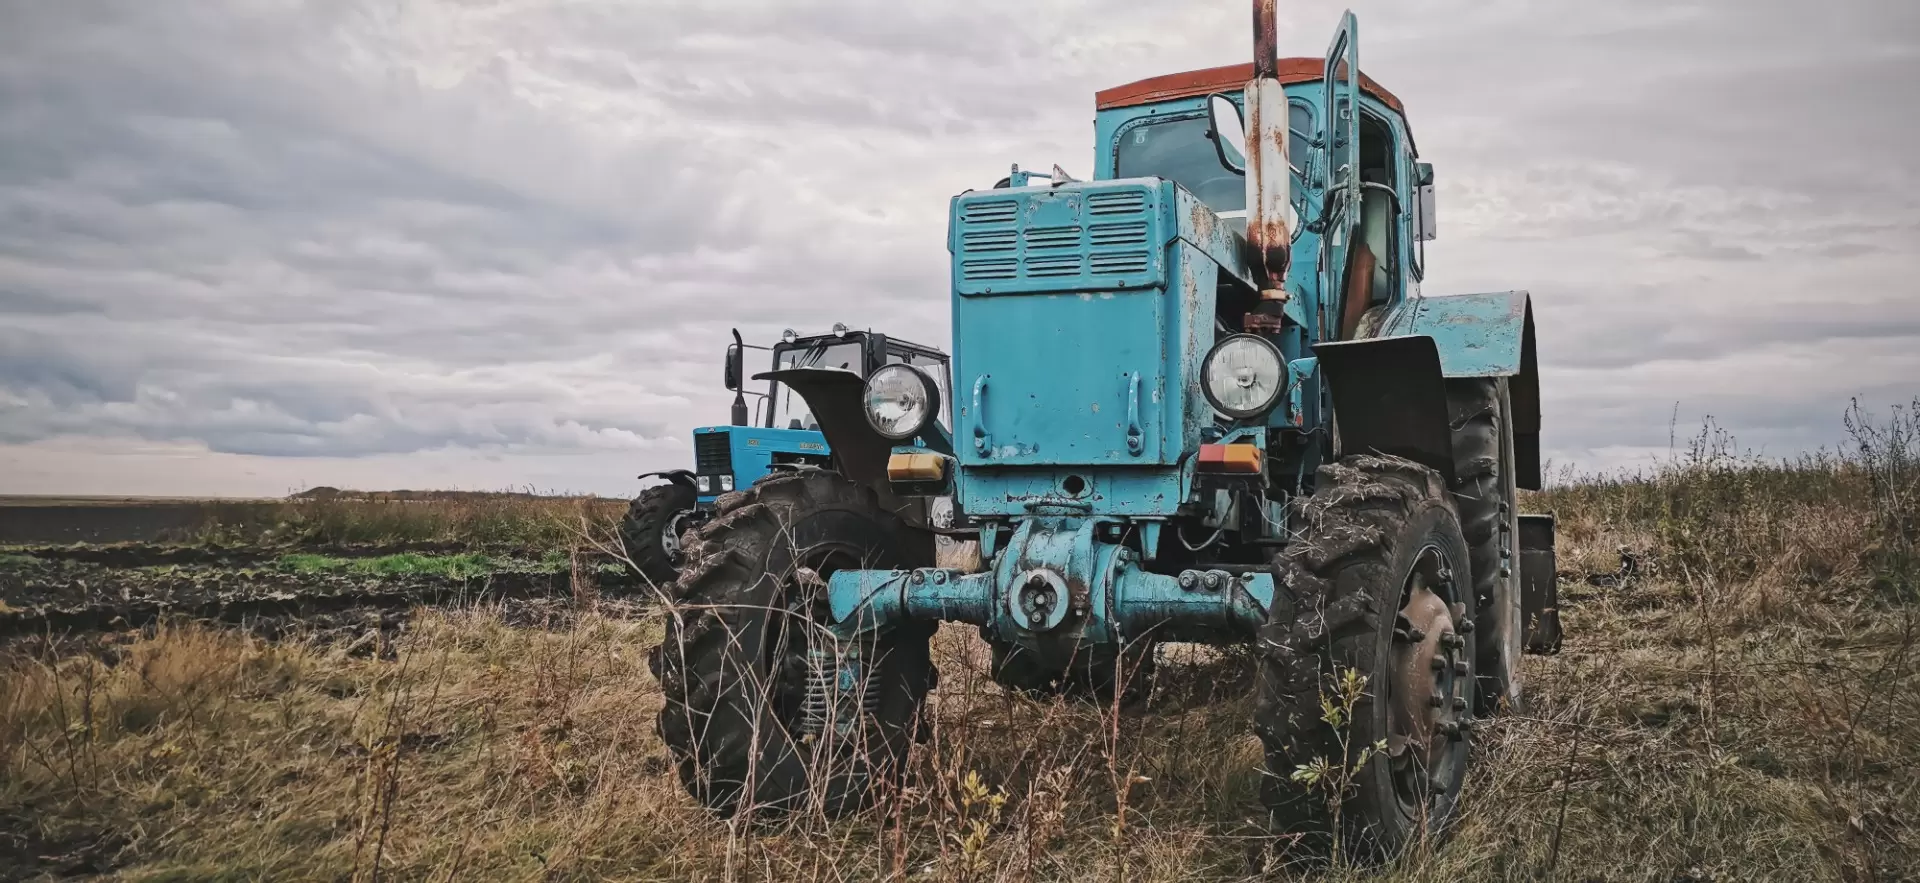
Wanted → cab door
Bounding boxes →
[1318,11,1362,338]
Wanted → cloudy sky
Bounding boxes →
[1,0,1915,497]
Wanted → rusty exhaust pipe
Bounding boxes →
[1245,0,1292,302]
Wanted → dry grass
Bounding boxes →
[3,400,1917,881]
[183,493,625,553]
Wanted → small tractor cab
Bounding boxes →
[652,4,1560,864]
[618,325,949,584]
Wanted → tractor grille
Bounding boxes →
[951,183,1161,295]
[694,432,731,475]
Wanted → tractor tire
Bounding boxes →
[1257,455,1478,864]
[986,638,1157,705]
[649,471,936,818]
[1446,378,1523,716]
[620,481,697,587]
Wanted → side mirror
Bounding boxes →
[1413,161,1436,242]
[1206,93,1248,176]
[724,333,745,392]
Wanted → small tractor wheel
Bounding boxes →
[1447,377,1523,716]
[986,638,1157,704]
[619,481,697,587]
[649,471,936,817]
[1257,455,1477,864]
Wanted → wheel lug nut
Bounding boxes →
[1429,691,1444,708]
[1458,618,1474,634]
[1453,660,1470,676]
[1452,697,1468,711]
[1430,657,1447,671]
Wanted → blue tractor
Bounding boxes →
[618,325,950,584]
[651,5,1561,860]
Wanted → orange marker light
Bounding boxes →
[888,453,949,482]
[1197,443,1262,474]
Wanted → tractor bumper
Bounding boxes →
[826,518,1275,647]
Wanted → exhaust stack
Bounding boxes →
[1245,0,1293,301]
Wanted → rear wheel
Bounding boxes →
[1447,378,1523,715]
[620,481,696,586]
[1257,455,1477,864]
[650,471,936,817]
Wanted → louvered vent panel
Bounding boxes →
[961,258,1020,281]
[962,229,1017,253]
[963,199,1018,223]
[1090,252,1150,276]
[1087,191,1147,215]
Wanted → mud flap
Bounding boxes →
[1314,335,1455,483]
[1518,513,1561,654]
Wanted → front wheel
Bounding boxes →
[1257,455,1477,865]
[649,471,936,817]
[619,481,697,586]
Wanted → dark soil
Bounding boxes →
[0,556,647,642]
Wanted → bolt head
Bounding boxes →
[1429,691,1444,708]
[1453,660,1470,676]
[1407,626,1427,643]
[1458,618,1475,634]
[1430,656,1447,671]
[1179,571,1199,589]
[1452,697,1468,711]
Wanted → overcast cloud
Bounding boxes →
[1,0,1915,496]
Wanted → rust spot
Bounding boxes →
[1244,311,1286,333]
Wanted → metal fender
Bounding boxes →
[756,368,888,488]
[754,367,950,526]
[636,468,696,489]
[1373,291,1542,488]
[1313,334,1456,483]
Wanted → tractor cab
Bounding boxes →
[1093,52,1431,343]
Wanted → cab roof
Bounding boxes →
[1094,58,1404,115]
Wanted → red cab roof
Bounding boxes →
[1094,58,1404,115]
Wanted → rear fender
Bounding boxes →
[756,367,937,527]
[1372,291,1542,488]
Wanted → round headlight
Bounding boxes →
[864,364,940,440]
[1202,334,1286,419]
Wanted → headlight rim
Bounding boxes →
[1201,333,1287,420]
[863,363,941,441]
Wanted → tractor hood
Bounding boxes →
[946,178,1242,473]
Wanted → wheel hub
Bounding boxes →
[1388,545,1470,804]
[661,508,690,563]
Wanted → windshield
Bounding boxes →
[1115,116,1245,219]
[768,340,863,430]
[1114,105,1314,234]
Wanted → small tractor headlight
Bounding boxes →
[696,475,714,493]
[1202,334,1286,419]
[864,364,940,440]
[718,474,734,492]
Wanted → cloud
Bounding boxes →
[0,0,1915,494]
